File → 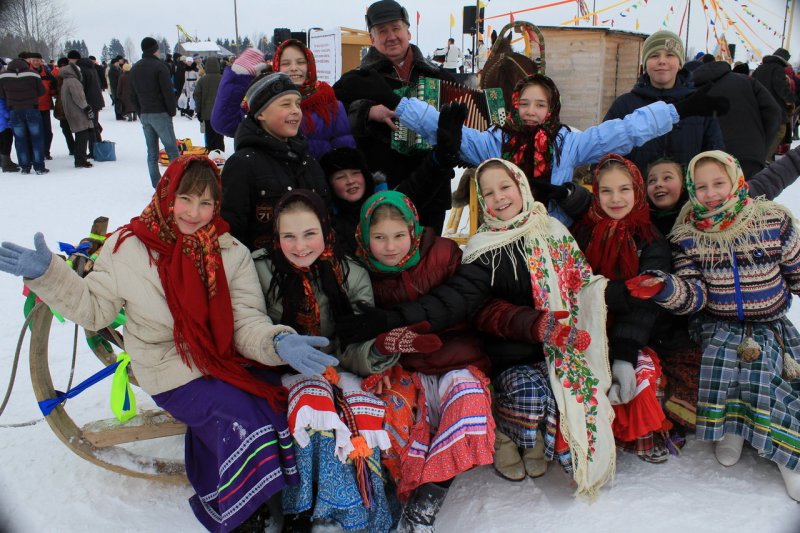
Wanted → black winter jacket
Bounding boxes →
[692,61,781,178]
[334,44,455,231]
[77,58,104,111]
[0,59,44,110]
[752,55,793,122]
[130,54,177,116]
[221,117,331,251]
[603,71,724,175]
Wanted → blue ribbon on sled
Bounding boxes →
[38,360,121,416]
[58,241,92,256]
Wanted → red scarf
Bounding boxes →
[115,155,287,411]
[578,154,656,281]
[273,39,339,134]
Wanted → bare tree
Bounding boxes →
[0,0,74,59]
[124,37,136,62]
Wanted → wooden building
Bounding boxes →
[535,26,647,130]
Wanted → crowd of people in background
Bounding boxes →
[1,1,800,533]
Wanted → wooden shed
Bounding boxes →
[534,26,646,130]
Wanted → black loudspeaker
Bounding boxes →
[728,43,736,60]
[273,28,292,46]
[290,31,307,46]
[462,6,485,35]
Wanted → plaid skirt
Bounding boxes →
[152,373,298,533]
[493,363,573,473]
[692,314,800,470]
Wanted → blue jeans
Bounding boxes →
[10,109,44,171]
[139,112,179,187]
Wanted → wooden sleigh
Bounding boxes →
[25,217,187,483]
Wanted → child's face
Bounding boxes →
[693,161,733,210]
[173,187,215,235]
[597,167,635,220]
[478,167,523,221]
[278,209,325,268]
[517,84,550,127]
[330,169,366,203]
[369,217,411,267]
[645,49,681,89]
[278,46,308,85]
[646,162,683,210]
[256,94,302,140]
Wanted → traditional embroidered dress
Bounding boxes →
[463,158,616,497]
[655,150,800,470]
[355,191,496,502]
[258,190,393,531]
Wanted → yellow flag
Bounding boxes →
[636,18,640,30]
[478,0,487,7]
[450,13,455,28]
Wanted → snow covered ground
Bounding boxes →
[0,101,799,533]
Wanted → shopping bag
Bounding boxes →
[93,141,116,162]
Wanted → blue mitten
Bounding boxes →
[275,333,337,375]
[0,232,53,279]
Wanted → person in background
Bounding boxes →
[443,37,461,74]
[58,61,94,169]
[116,63,137,122]
[24,52,56,160]
[0,55,47,174]
[192,56,224,152]
[0,58,20,172]
[108,55,125,120]
[51,57,76,159]
[752,48,794,161]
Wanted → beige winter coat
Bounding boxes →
[26,231,293,396]
[59,64,94,133]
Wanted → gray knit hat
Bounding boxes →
[641,30,685,66]
[243,72,300,117]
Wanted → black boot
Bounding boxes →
[233,502,271,533]
[1,155,20,172]
[281,510,313,533]
[396,482,450,532]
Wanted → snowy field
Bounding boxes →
[0,100,799,533]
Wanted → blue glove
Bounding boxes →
[0,232,53,279]
[275,333,337,375]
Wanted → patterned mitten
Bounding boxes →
[375,321,442,355]
[232,48,267,76]
[532,310,591,351]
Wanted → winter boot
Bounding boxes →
[715,433,745,467]
[1,154,19,172]
[522,431,548,478]
[233,502,272,533]
[493,429,525,481]
[778,464,800,501]
[396,482,450,533]
[281,510,313,533]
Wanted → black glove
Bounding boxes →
[335,302,390,348]
[333,69,402,110]
[434,102,467,168]
[672,83,730,118]
[84,106,95,121]
[530,180,572,204]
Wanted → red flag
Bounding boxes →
[510,12,515,22]
[416,10,420,24]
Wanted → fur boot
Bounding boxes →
[493,429,525,481]
[715,433,745,467]
[522,431,548,478]
[396,482,449,533]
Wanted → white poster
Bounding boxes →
[309,28,341,85]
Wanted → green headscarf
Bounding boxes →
[355,190,423,273]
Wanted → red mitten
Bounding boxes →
[375,321,443,355]
[625,275,665,299]
[232,48,267,76]
[532,310,591,351]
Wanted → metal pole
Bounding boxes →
[234,0,240,51]
[474,0,480,72]
[781,0,791,48]
[684,0,691,61]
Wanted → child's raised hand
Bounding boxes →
[231,48,267,76]
[673,82,730,118]
[375,321,443,355]
[625,274,666,299]
[0,232,53,279]
[275,333,337,376]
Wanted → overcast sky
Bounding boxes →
[63,0,799,64]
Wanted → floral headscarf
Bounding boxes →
[683,150,750,233]
[273,39,339,133]
[500,74,565,188]
[355,190,422,273]
[115,155,288,411]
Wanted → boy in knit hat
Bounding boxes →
[603,29,724,175]
[220,72,331,250]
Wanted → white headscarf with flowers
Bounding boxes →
[464,158,615,498]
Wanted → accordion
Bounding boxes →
[391,77,507,155]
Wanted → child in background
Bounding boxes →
[333,70,728,225]
[254,189,442,532]
[352,191,495,532]
[0,156,339,532]
[220,72,330,251]
[571,154,671,462]
[211,43,355,159]
[629,150,800,500]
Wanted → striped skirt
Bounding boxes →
[692,315,800,470]
[152,373,298,533]
[493,363,573,473]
